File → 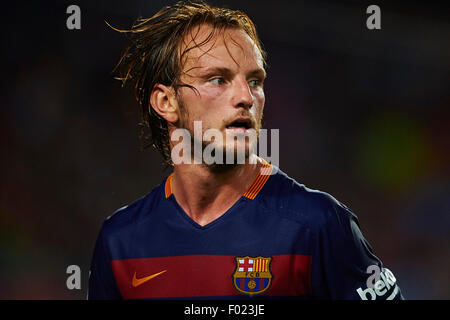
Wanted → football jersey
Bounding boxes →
[88,163,403,300]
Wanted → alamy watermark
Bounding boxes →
[366,5,381,30]
[66,5,81,30]
[170,121,279,174]
[356,265,399,300]
[66,265,81,290]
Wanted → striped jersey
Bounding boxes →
[88,164,403,300]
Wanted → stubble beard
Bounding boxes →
[176,97,261,173]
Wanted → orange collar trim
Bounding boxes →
[164,174,174,198]
[164,162,273,200]
[242,162,273,199]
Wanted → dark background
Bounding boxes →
[1,0,449,299]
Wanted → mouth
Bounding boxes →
[225,117,253,132]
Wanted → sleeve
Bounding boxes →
[87,224,122,300]
[311,200,404,300]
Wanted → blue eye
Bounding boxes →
[249,79,261,87]
[210,78,225,85]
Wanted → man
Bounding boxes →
[89,1,404,300]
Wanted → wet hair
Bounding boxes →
[111,0,266,165]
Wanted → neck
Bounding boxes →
[171,155,263,226]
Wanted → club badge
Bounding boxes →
[232,256,272,296]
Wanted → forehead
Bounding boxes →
[180,24,264,74]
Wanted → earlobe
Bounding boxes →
[149,84,179,124]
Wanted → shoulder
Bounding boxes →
[259,167,356,229]
[99,178,166,238]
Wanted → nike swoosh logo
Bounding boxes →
[132,270,167,287]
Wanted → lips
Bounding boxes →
[226,117,253,130]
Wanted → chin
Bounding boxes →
[223,142,254,164]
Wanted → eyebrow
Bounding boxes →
[247,68,267,79]
[196,66,266,79]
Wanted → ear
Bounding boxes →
[149,83,180,124]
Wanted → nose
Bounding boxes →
[232,78,253,109]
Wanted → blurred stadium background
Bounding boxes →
[1,0,449,299]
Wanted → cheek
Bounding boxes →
[196,85,225,105]
[182,84,223,112]
[179,87,224,128]
[253,90,265,119]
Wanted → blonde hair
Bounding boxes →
[111,0,265,165]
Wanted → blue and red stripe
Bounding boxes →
[111,254,311,299]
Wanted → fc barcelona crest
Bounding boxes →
[232,256,272,296]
